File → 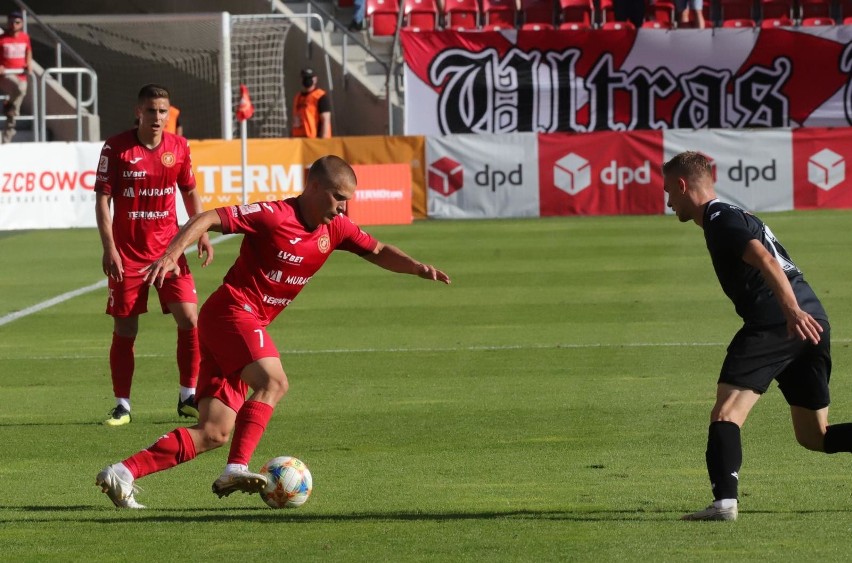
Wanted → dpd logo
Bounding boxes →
[808,148,845,191]
[728,159,777,187]
[553,152,651,195]
[428,157,464,196]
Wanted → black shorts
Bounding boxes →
[719,320,832,410]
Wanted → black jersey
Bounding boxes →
[703,200,827,327]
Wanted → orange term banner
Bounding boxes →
[189,136,426,219]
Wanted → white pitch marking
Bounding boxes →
[0,234,236,327]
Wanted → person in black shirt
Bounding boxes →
[663,151,852,521]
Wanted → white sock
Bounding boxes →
[714,498,737,509]
[224,463,248,474]
[113,462,134,482]
[116,398,130,411]
[179,386,195,401]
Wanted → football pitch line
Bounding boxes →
[0,234,236,328]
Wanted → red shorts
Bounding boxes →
[106,257,196,317]
[196,286,280,413]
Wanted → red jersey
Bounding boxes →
[94,129,196,270]
[0,31,30,82]
[214,198,378,325]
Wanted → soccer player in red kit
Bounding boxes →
[95,84,213,427]
[96,155,450,508]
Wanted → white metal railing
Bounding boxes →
[39,67,97,142]
[0,68,39,142]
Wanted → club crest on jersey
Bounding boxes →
[318,234,330,254]
[161,152,176,167]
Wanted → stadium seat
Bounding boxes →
[600,19,635,29]
[841,0,852,21]
[443,0,481,29]
[558,20,592,29]
[641,19,673,28]
[799,0,831,20]
[760,0,793,19]
[723,17,756,26]
[481,22,511,29]
[482,0,518,26]
[366,0,400,36]
[403,0,439,31]
[520,0,555,25]
[720,0,754,21]
[845,15,852,24]
[759,15,792,26]
[559,0,593,25]
[598,0,615,23]
[801,15,834,24]
[521,21,556,28]
[646,1,676,25]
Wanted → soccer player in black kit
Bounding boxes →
[663,151,852,521]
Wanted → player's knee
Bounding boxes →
[265,375,289,402]
[199,428,230,450]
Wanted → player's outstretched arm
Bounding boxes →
[181,188,214,267]
[361,242,451,284]
[742,239,822,345]
[142,209,223,287]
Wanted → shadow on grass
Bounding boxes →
[3,505,850,524]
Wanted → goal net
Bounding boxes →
[37,13,292,140]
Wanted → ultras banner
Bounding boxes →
[402,27,852,135]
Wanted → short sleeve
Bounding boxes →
[177,140,196,192]
[334,215,378,255]
[704,206,754,260]
[217,202,278,236]
[94,141,116,195]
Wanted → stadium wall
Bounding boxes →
[2,128,851,230]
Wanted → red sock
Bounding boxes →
[123,427,197,479]
[176,327,199,389]
[109,333,135,398]
[227,401,274,466]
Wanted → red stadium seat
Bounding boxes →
[559,0,593,25]
[845,16,852,24]
[841,0,852,20]
[403,0,439,30]
[720,0,754,21]
[598,0,615,23]
[723,17,757,26]
[646,1,676,25]
[558,20,592,29]
[799,0,831,20]
[482,0,518,26]
[642,19,673,28]
[759,15,791,26]
[801,15,834,25]
[520,0,555,25]
[600,19,635,29]
[443,0,481,29]
[760,0,793,19]
[366,0,400,36]
[521,21,555,28]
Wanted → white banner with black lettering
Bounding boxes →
[426,133,540,218]
[662,129,794,212]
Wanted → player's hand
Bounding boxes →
[102,248,124,282]
[787,308,823,345]
[141,254,180,288]
[198,232,214,267]
[417,263,451,285]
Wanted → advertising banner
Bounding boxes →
[426,133,539,218]
[403,27,852,135]
[0,142,101,230]
[792,127,852,210]
[662,129,794,212]
[538,130,664,216]
[191,136,427,219]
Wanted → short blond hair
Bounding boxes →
[662,151,713,182]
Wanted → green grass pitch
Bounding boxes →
[2,212,852,561]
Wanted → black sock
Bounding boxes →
[705,421,742,501]
[824,423,852,453]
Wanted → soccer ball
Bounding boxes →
[259,456,313,509]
